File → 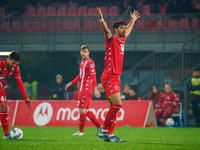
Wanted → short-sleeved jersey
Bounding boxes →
[79,58,96,92]
[0,58,21,81]
[103,35,126,75]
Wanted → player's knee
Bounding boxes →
[79,108,87,113]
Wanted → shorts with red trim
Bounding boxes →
[101,72,120,100]
[0,82,6,103]
[77,87,93,109]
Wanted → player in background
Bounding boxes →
[0,51,32,139]
[97,7,140,142]
[65,45,102,136]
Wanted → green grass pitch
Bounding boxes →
[0,126,200,150]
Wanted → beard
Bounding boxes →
[119,32,126,37]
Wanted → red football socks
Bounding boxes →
[108,116,116,135]
[79,113,86,133]
[0,111,9,135]
[103,105,122,131]
[86,111,101,128]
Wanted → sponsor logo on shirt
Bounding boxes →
[89,64,94,68]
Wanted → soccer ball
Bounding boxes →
[10,128,23,139]
[165,118,174,127]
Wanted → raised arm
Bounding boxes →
[96,7,112,40]
[126,10,140,37]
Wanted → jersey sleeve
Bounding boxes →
[88,61,97,87]
[13,66,29,100]
[173,92,180,109]
[71,75,80,84]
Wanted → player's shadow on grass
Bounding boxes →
[19,139,55,142]
[135,142,183,146]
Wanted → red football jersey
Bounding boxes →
[0,58,28,99]
[0,58,21,81]
[159,91,180,110]
[72,58,97,92]
[103,35,126,75]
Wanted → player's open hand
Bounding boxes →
[65,82,72,91]
[130,10,140,22]
[25,98,33,108]
[94,89,101,98]
[96,7,103,19]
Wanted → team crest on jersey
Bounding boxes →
[91,69,95,72]
[89,64,94,68]
[120,44,124,52]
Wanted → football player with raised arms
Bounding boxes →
[0,51,32,139]
[96,7,140,142]
[65,45,102,136]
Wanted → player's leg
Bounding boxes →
[72,107,86,136]
[84,89,102,135]
[162,107,173,126]
[100,93,125,142]
[0,96,11,139]
[154,108,163,126]
[72,91,86,136]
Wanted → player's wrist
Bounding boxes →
[99,18,104,22]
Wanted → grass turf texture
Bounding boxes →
[0,127,200,150]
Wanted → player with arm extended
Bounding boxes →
[65,45,102,136]
[0,51,32,139]
[96,7,140,142]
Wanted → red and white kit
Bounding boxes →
[0,58,29,136]
[101,35,126,99]
[0,58,28,103]
[71,57,97,109]
[155,91,180,125]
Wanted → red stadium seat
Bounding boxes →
[57,7,67,16]
[26,7,36,17]
[136,19,146,30]
[32,21,43,32]
[167,19,179,30]
[11,21,21,32]
[108,19,115,31]
[36,7,47,17]
[157,19,163,30]
[179,19,190,30]
[48,20,54,32]
[87,7,96,16]
[41,21,47,32]
[47,6,56,17]
[83,20,93,31]
[147,19,157,30]
[0,7,6,17]
[62,20,72,31]
[72,20,81,31]
[0,21,10,32]
[93,20,102,31]
[160,4,167,15]
[55,20,63,31]
[142,5,151,15]
[136,0,144,3]
[195,4,200,10]
[22,20,31,32]
[67,6,77,16]
[77,6,87,16]
[109,6,119,16]
[192,18,198,30]
[100,6,109,15]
